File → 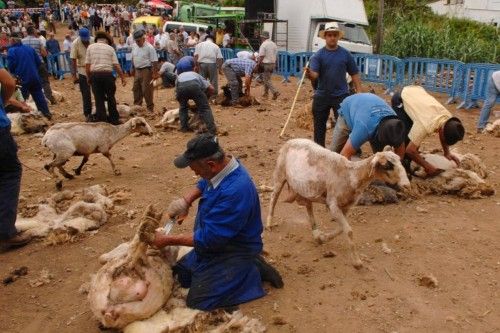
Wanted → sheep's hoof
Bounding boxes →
[312,229,327,245]
[114,170,122,176]
[44,164,50,171]
[63,173,74,180]
[55,180,63,191]
[73,168,81,176]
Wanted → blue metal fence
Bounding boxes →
[116,50,132,73]
[457,63,500,109]
[276,51,294,82]
[220,48,236,61]
[352,54,401,93]
[291,52,314,77]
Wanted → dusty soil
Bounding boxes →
[1,26,499,333]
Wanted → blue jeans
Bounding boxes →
[176,80,216,134]
[477,74,499,129]
[0,127,22,240]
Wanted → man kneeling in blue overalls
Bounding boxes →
[153,133,283,311]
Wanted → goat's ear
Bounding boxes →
[383,145,394,152]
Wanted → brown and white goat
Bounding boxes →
[266,138,410,268]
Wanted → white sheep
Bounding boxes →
[266,138,410,268]
[42,117,153,188]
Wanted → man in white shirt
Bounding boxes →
[258,31,279,100]
[131,29,159,112]
[194,37,223,96]
[222,31,231,48]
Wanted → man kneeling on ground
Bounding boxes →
[153,134,283,311]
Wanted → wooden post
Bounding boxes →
[375,0,385,54]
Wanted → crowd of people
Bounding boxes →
[3,7,499,318]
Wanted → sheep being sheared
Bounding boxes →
[89,205,174,329]
[410,152,494,199]
[7,112,49,135]
[154,107,202,132]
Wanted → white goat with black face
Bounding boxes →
[42,117,153,189]
[266,138,410,268]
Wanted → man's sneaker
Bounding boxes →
[44,113,53,121]
[109,119,122,126]
[0,233,32,249]
[272,92,280,100]
[254,255,284,288]
[49,97,57,105]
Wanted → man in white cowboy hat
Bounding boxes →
[305,22,362,147]
[258,31,279,100]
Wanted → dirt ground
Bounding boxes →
[1,26,500,333]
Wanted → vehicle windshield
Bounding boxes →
[317,22,371,45]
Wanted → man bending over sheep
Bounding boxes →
[391,86,465,177]
[152,134,283,311]
[331,93,406,159]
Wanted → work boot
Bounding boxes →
[254,255,284,288]
[43,113,53,121]
[1,233,32,249]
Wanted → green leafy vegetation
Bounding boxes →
[365,0,500,63]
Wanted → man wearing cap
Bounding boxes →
[331,93,405,159]
[7,32,52,119]
[194,36,223,97]
[305,22,362,147]
[258,31,279,100]
[175,55,196,75]
[391,85,465,176]
[221,57,258,105]
[85,31,126,125]
[152,133,283,311]
[71,27,94,122]
[131,29,159,113]
[175,65,217,134]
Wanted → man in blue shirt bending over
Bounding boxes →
[153,134,283,311]
[331,93,406,159]
[306,22,362,147]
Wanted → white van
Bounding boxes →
[312,21,373,54]
[162,21,208,34]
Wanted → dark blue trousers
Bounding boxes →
[20,80,51,117]
[0,126,22,240]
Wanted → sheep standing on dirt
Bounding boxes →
[42,117,153,188]
[266,139,410,268]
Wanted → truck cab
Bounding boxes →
[312,21,372,54]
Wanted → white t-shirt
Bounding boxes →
[492,71,500,91]
[195,40,223,64]
[259,39,278,64]
[222,33,231,47]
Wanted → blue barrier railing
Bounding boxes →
[220,48,236,61]
[291,52,314,77]
[353,54,401,93]
[47,52,72,79]
[457,63,500,109]
[398,58,465,97]
[276,51,294,81]
[183,47,195,56]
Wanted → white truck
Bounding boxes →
[275,0,373,54]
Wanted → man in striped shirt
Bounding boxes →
[22,25,56,105]
[221,57,258,105]
[131,29,158,113]
[85,31,127,124]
